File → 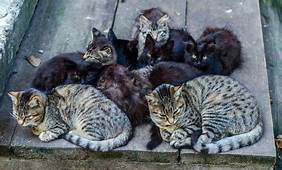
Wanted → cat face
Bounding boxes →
[140,34,174,64]
[138,13,170,45]
[190,42,216,69]
[83,28,117,66]
[145,84,186,129]
[8,89,47,127]
[183,40,199,64]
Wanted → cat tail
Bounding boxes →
[194,121,263,154]
[63,124,132,152]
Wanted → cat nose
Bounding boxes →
[168,118,174,124]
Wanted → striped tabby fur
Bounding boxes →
[8,84,132,152]
[146,75,263,153]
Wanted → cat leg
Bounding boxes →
[193,128,216,152]
[146,124,163,150]
[160,128,172,142]
[39,124,69,142]
[170,125,201,148]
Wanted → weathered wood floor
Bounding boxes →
[0,0,276,169]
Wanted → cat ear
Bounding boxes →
[145,92,157,103]
[92,27,102,40]
[139,15,151,26]
[28,96,42,108]
[55,88,70,98]
[184,41,195,52]
[8,91,21,104]
[157,14,170,25]
[170,86,183,98]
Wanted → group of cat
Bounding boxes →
[8,8,262,154]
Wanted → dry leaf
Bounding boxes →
[276,135,282,149]
[25,55,41,67]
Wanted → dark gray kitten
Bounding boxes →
[9,84,132,151]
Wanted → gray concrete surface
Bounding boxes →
[0,0,276,169]
[0,0,38,97]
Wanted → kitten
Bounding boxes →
[139,29,197,65]
[146,75,262,153]
[149,61,203,88]
[185,27,242,75]
[83,27,117,66]
[96,64,163,150]
[32,52,103,92]
[132,8,170,59]
[9,84,132,151]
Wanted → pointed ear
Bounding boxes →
[170,85,183,97]
[139,15,151,26]
[8,91,21,104]
[55,88,70,98]
[157,14,170,24]
[92,27,102,40]
[145,92,157,103]
[185,41,195,52]
[28,96,42,108]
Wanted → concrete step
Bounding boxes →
[0,0,276,169]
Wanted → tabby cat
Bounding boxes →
[83,27,117,66]
[9,84,132,151]
[132,8,170,59]
[185,27,242,75]
[139,29,197,65]
[146,75,262,153]
[32,52,103,92]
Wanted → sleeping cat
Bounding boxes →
[8,84,132,151]
[132,8,170,59]
[32,52,103,92]
[146,75,262,153]
[83,27,117,66]
[149,61,203,88]
[185,27,242,75]
[139,29,197,65]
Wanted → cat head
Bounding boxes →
[83,27,117,66]
[8,89,47,127]
[188,41,217,69]
[145,84,186,129]
[138,8,170,45]
[140,34,174,64]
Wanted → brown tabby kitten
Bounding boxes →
[32,52,102,92]
[185,27,242,75]
[83,27,117,66]
[132,8,170,59]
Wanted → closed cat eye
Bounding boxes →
[101,47,112,54]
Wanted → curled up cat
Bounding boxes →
[185,27,242,75]
[146,75,262,153]
[8,84,132,151]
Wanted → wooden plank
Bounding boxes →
[181,0,275,158]
[113,0,187,40]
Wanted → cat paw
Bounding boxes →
[193,134,211,152]
[170,137,192,149]
[160,129,171,142]
[39,131,57,142]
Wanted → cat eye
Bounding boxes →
[192,55,197,59]
[101,47,112,54]
[203,56,208,60]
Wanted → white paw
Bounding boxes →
[39,131,57,142]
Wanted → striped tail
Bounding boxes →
[194,122,263,154]
[64,125,132,152]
